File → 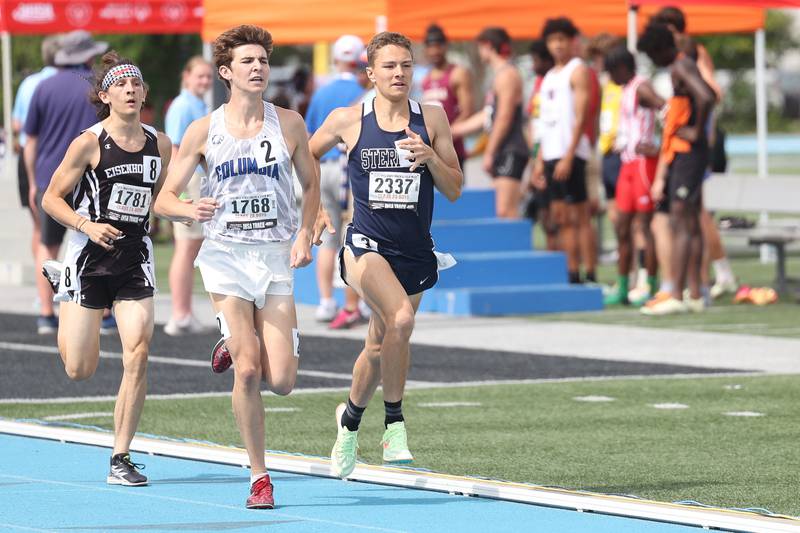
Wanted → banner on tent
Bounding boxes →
[0,0,201,34]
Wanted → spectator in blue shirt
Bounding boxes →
[163,56,213,336]
[12,34,60,293]
[24,30,107,334]
[306,35,366,325]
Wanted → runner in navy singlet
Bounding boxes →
[309,32,462,479]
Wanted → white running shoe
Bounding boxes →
[164,315,206,336]
[315,299,338,322]
[331,403,359,478]
[640,297,688,316]
[710,279,738,300]
[685,297,706,313]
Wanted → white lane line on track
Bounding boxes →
[417,402,481,408]
[42,412,113,421]
[0,341,389,383]
[724,411,764,417]
[651,403,689,410]
[0,371,765,405]
[0,473,406,533]
[573,395,615,402]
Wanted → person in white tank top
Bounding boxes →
[532,17,595,285]
[154,25,323,509]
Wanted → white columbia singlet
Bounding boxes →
[616,75,657,164]
[538,57,592,161]
[202,101,296,244]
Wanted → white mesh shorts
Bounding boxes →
[195,239,293,308]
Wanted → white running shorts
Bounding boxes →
[195,239,293,309]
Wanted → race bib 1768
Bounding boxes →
[223,191,278,230]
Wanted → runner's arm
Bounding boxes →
[152,132,173,200]
[153,117,212,223]
[41,133,121,250]
[484,68,521,162]
[417,104,462,201]
[452,65,474,124]
[566,63,590,161]
[450,108,486,138]
[286,110,320,240]
[637,80,666,110]
[673,58,714,143]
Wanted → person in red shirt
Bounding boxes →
[421,24,473,169]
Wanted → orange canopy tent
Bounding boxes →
[201,0,763,43]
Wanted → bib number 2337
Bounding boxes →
[368,172,420,210]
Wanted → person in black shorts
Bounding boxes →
[638,23,714,315]
[453,27,528,218]
[41,52,171,485]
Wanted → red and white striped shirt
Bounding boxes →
[616,75,656,163]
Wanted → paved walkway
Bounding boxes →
[1,284,798,375]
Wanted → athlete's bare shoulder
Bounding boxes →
[420,103,448,125]
[156,131,172,159]
[273,105,306,135]
[181,115,211,154]
[328,103,363,131]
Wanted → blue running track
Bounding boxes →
[0,433,703,532]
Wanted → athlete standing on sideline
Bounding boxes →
[453,27,526,218]
[420,24,473,169]
[603,46,664,306]
[41,52,171,486]
[153,25,320,508]
[163,56,213,336]
[638,23,714,315]
[533,17,594,284]
[309,32,462,479]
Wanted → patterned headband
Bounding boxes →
[101,64,143,91]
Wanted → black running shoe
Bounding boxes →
[107,453,148,486]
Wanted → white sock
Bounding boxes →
[659,281,674,294]
[251,472,268,485]
[712,258,734,283]
[320,297,336,309]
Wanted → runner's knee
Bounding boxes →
[268,372,296,396]
[122,344,149,381]
[385,308,414,340]
[64,359,96,381]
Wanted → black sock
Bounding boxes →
[585,271,597,283]
[637,249,645,267]
[340,397,365,432]
[568,271,581,284]
[384,399,404,427]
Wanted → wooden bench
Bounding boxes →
[704,174,800,294]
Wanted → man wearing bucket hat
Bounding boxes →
[24,30,109,335]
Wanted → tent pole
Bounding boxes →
[755,28,771,263]
[2,31,12,180]
[627,6,638,53]
[202,41,213,109]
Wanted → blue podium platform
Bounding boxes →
[295,189,604,316]
[431,218,532,253]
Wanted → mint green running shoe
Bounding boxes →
[331,403,358,478]
[381,421,414,464]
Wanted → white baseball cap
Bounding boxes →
[333,35,365,64]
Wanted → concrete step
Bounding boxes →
[431,218,533,253]
[418,284,604,316]
[433,189,495,220]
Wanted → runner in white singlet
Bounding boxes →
[154,25,322,509]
